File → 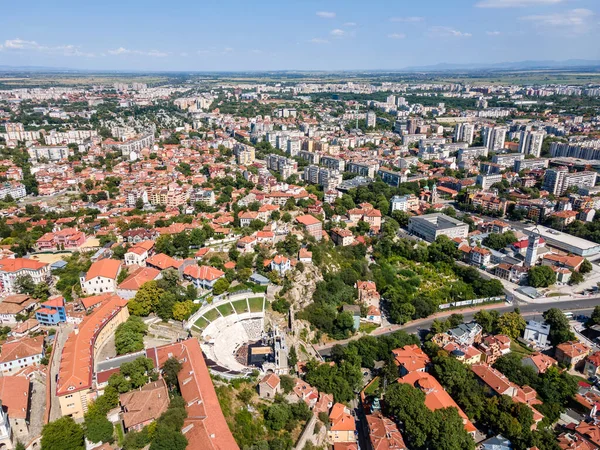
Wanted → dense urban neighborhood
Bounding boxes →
[1,63,600,450]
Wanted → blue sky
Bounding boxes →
[1,0,599,71]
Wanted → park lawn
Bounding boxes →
[194,316,209,330]
[248,297,264,312]
[203,308,221,322]
[359,323,378,334]
[232,299,249,314]
[217,303,235,317]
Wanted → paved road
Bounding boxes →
[48,323,74,423]
[316,297,600,356]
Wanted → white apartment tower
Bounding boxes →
[454,123,474,145]
[482,126,507,152]
[525,233,539,267]
[519,131,545,158]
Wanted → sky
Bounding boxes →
[1,0,599,71]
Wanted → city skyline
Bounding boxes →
[1,0,599,71]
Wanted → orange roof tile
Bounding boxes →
[0,376,30,419]
[85,258,121,281]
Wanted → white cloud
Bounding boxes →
[428,26,472,38]
[520,8,595,29]
[486,30,502,35]
[179,52,189,57]
[108,47,168,57]
[2,38,94,57]
[222,47,234,54]
[309,38,329,44]
[343,22,357,27]
[387,33,406,39]
[330,29,345,37]
[250,49,263,54]
[316,11,336,19]
[197,49,211,55]
[476,0,564,7]
[390,16,424,23]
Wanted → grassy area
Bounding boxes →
[194,316,209,330]
[248,297,264,312]
[364,377,380,396]
[359,323,379,334]
[203,308,221,322]
[510,340,534,356]
[232,299,249,314]
[216,303,236,317]
[115,423,124,446]
[547,292,563,297]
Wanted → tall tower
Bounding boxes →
[431,183,438,204]
[525,228,540,267]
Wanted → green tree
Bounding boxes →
[128,280,164,316]
[528,265,556,288]
[162,357,183,390]
[84,411,114,443]
[212,277,230,295]
[496,311,526,339]
[41,416,85,450]
[580,259,593,274]
[115,316,148,355]
[149,426,187,450]
[543,308,575,345]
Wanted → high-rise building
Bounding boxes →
[366,111,376,128]
[542,167,598,196]
[482,126,507,151]
[518,131,545,158]
[454,123,474,145]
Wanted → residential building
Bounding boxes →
[482,126,507,151]
[296,215,322,241]
[454,122,475,145]
[390,194,418,213]
[0,376,30,446]
[522,353,557,374]
[555,341,591,370]
[518,131,544,158]
[543,167,598,196]
[392,345,430,376]
[330,228,355,246]
[0,335,44,374]
[476,174,502,191]
[270,255,291,276]
[35,296,67,325]
[523,321,551,348]
[182,265,225,290]
[146,253,183,271]
[0,295,39,324]
[57,295,129,418]
[124,240,155,266]
[328,403,356,444]
[524,225,600,257]
[584,353,600,379]
[117,266,161,300]
[79,259,122,295]
[408,213,469,242]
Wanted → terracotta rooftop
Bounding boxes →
[118,266,161,291]
[366,411,406,450]
[392,345,430,373]
[0,335,44,364]
[120,379,169,430]
[0,258,47,273]
[296,214,321,226]
[57,295,128,396]
[85,258,121,281]
[183,265,225,281]
[0,376,30,419]
[146,339,239,450]
[146,253,183,270]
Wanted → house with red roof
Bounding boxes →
[0,376,31,444]
[392,345,430,376]
[328,403,356,444]
[117,266,162,299]
[270,255,291,276]
[146,253,183,271]
[183,265,225,290]
[120,379,169,433]
[296,214,322,241]
[366,411,406,450]
[584,352,600,379]
[0,335,45,375]
[79,258,122,295]
[556,341,591,370]
[258,373,281,399]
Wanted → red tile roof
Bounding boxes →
[85,258,121,281]
[0,376,30,419]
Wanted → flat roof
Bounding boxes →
[410,213,467,230]
[525,225,600,252]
